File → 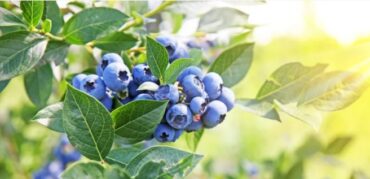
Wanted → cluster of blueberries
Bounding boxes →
[71,36,235,143]
[33,136,81,179]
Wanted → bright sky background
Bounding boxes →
[248,0,370,45]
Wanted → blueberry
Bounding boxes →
[33,161,63,179]
[177,66,203,83]
[166,104,192,129]
[190,97,207,114]
[103,63,132,92]
[182,75,206,99]
[170,44,189,62]
[154,84,179,104]
[172,129,183,141]
[134,93,154,101]
[72,74,87,89]
[128,80,141,97]
[203,72,223,100]
[80,74,106,100]
[132,64,158,84]
[156,36,177,58]
[154,123,176,142]
[54,136,81,166]
[217,87,235,111]
[185,120,203,132]
[202,100,227,128]
[96,53,123,76]
[120,97,132,105]
[100,94,113,111]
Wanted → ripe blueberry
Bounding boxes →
[154,84,179,104]
[100,94,113,111]
[182,74,206,99]
[154,123,176,142]
[202,100,227,128]
[134,93,154,101]
[103,62,132,92]
[132,64,158,84]
[177,66,204,83]
[170,44,189,63]
[156,36,177,59]
[128,80,141,97]
[172,129,183,141]
[80,74,106,100]
[217,87,235,111]
[96,53,123,76]
[185,120,203,132]
[120,97,132,105]
[190,96,207,114]
[166,104,192,129]
[203,72,223,100]
[72,74,87,89]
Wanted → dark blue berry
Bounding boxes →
[72,74,86,89]
[202,100,227,128]
[80,74,106,100]
[96,53,123,76]
[166,104,192,129]
[217,87,235,111]
[154,123,176,142]
[203,72,223,100]
[103,62,132,92]
[177,66,203,83]
[182,74,206,99]
[154,84,179,104]
[132,64,158,84]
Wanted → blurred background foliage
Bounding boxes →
[1,0,370,179]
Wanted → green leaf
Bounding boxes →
[274,100,323,130]
[189,49,202,65]
[42,19,52,33]
[43,1,64,34]
[112,100,168,144]
[298,71,369,111]
[24,64,53,108]
[106,147,142,167]
[295,135,322,159]
[104,165,131,179]
[257,63,328,103]
[32,102,64,133]
[0,31,47,81]
[236,98,280,121]
[63,7,129,44]
[185,128,204,152]
[198,7,249,33]
[0,7,27,28]
[164,58,196,84]
[63,84,114,161]
[61,162,105,179]
[20,0,44,27]
[94,32,137,52]
[0,80,10,93]
[284,161,304,179]
[323,136,352,155]
[137,81,159,91]
[146,37,169,83]
[209,43,254,87]
[41,41,69,65]
[135,161,166,179]
[122,52,133,70]
[126,146,203,177]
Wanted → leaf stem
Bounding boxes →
[44,32,65,41]
[119,0,176,32]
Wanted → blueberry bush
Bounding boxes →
[0,0,369,178]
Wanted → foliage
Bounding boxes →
[0,0,369,178]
